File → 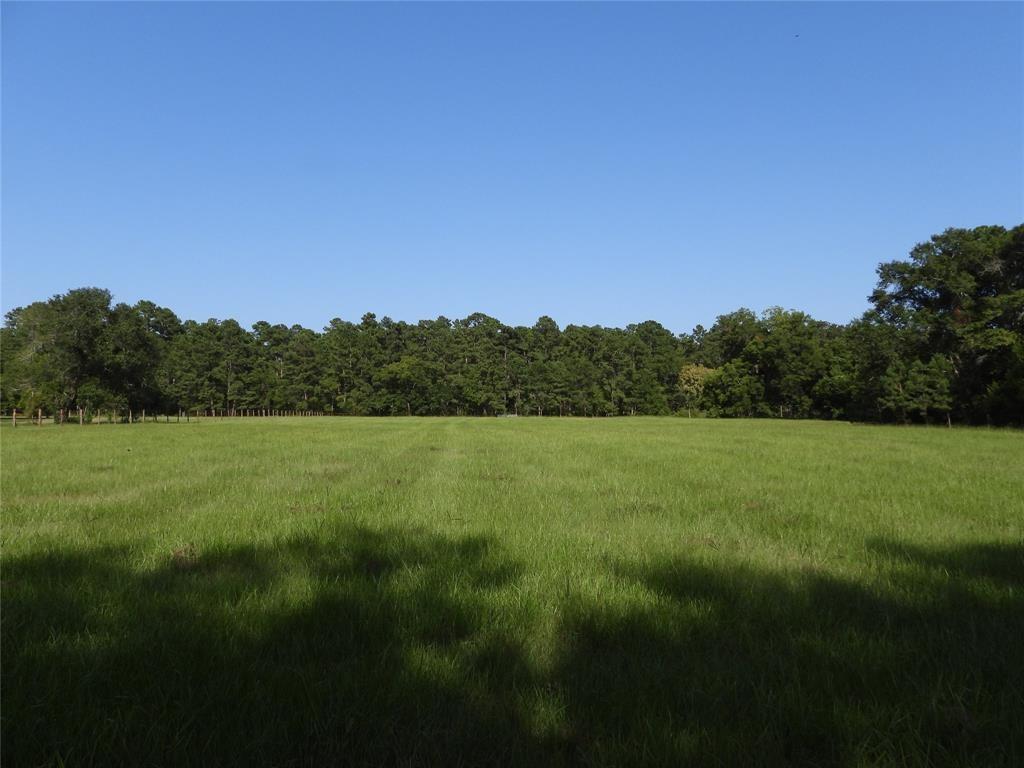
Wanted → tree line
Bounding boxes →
[2,224,1021,425]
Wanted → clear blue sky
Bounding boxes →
[3,2,1021,334]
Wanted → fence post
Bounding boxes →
[37,408,42,426]
[12,409,16,428]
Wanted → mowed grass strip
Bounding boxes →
[2,418,1022,766]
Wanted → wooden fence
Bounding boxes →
[2,408,329,426]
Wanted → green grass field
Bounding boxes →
[2,418,1022,766]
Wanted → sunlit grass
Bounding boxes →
[3,417,1022,766]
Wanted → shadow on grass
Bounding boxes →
[554,541,1023,767]
[865,538,1024,587]
[3,532,1022,766]
[2,525,541,766]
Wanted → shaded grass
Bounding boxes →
[2,418,1022,766]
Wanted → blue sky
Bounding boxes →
[2,2,1021,333]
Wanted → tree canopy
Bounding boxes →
[2,224,1021,424]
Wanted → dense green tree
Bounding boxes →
[523,317,562,416]
[377,356,446,415]
[696,309,761,368]
[871,225,1023,424]
[2,302,62,414]
[879,355,954,425]
[702,361,769,418]
[283,326,325,412]
[246,321,289,409]
[743,309,834,418]
[3,224,1019,424]
[104,302,163,413]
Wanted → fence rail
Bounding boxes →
[1,408,330,426]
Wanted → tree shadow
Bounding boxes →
[552,541,1024,767]
[2,524,542,766]
[4,534,1022,766]
[865,538,1024,588]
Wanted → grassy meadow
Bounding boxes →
[2,417,1022,766]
